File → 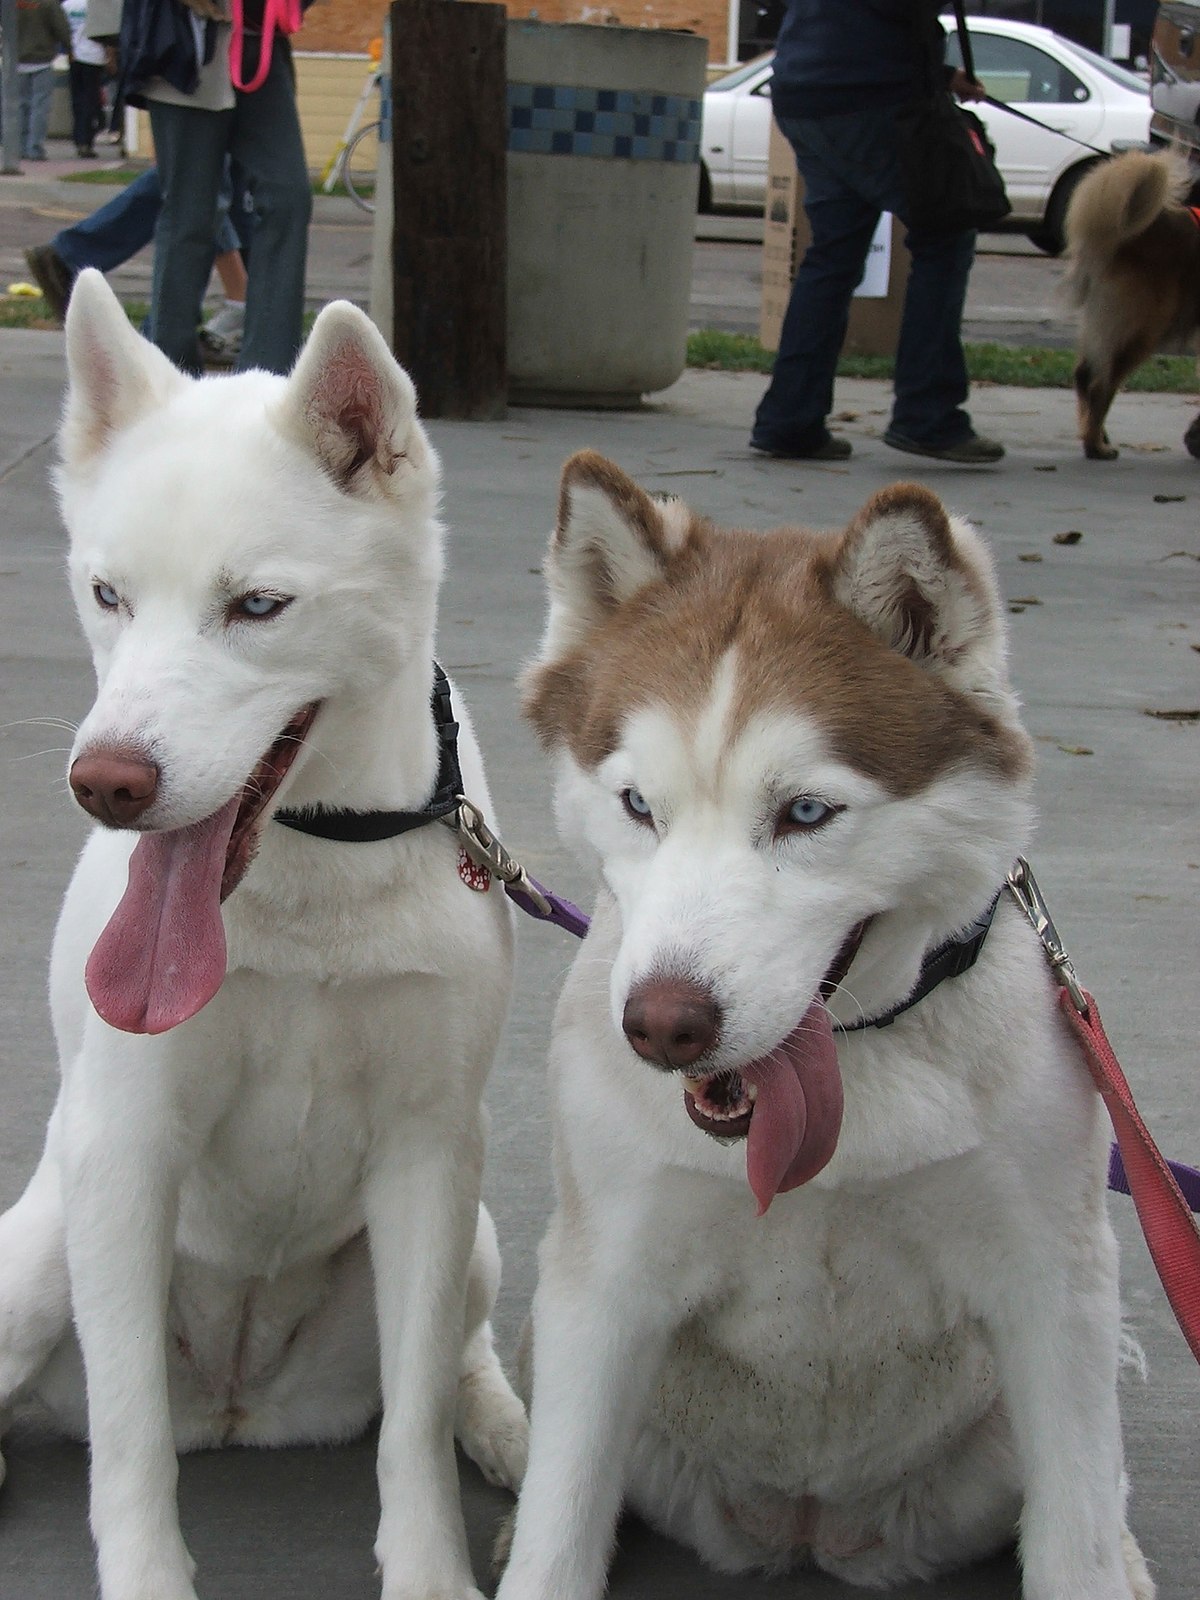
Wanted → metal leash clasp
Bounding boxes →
[1005,856,1089,1016]
[449,797,553,917]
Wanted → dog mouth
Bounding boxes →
[675,923,866,1214]
[683,1070,757,1140]
[83,702,321,1037]
[221,701,321,900]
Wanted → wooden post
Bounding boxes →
[389,0,508,420]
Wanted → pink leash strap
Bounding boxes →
[230,0,303,94]
[1061,992,1200,1365]
[1007,858,1200,1365]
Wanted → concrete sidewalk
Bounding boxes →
[0,327,1196,1599]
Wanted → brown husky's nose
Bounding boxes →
[70,751,160,828]
[623,978,721,1070]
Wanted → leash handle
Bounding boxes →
[230,0,303,94]
[1063,992,1200,1365]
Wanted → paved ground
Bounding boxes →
[0,147,1197,1600]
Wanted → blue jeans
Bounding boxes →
[19,66,55,160]
[52,168,240,275]
[752,104,977,452]
[148,44,310,376]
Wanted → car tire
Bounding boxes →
[1027,158,1103,256]
[698,161,713,214]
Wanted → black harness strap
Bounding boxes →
[274,663,463,843]
[834,890,1003,1032]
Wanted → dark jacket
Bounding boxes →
[770,0,946,120]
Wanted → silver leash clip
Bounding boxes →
[449,797,553,918]
[1005,856,1089,1017]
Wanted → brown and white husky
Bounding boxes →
[496,453,1153,1600]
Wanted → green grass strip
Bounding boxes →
[687,330,1198,393]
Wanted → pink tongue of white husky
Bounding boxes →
[739,1000,843,1215]
[84,798,239,1036]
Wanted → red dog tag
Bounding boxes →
[458,848,491,892]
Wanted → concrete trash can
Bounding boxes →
[506,21,707,407]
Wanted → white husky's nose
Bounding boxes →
[622,976,721,1070]
[70,748,159,828]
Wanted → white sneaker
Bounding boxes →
[199,301,244,365]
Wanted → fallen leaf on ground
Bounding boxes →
[1153,493,1186,504]
[1057,744,1094,756]
[1143,708,1200,723]
[1033,464,1057,472]
[1053,530,1083,545]
[1128,443,1170,453]
[1009,596,1042,606]
[1018,553,1043,563]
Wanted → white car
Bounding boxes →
[699,18,1151,253]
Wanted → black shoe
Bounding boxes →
[24,244,76,324]
[75,146,98,159]
[750,430,852,461]
[883,428,1005,464]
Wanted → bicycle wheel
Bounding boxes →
[340,121,380,214]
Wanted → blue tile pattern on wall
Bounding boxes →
[508,84,701,162]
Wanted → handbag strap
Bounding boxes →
[951,0,978,85]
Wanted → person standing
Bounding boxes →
[120,0,311,376]
[63,0,106,155]
[14,0,72,160]
[751,0,1004,464]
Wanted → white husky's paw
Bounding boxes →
[491,1507,517,1579]
[1122,1526,1156,1600]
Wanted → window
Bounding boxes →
[945,33,1090,103]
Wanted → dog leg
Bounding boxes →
[971,1202,1142,1600]
[366,1107,490,1600]
[495,1209,678,1600]
[454,1204,528,1492]
[0,1122,73,1483]
[1075,357,1121,461]
[62,1072,197,1600]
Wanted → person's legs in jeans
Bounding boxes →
[52,168,164,274]
[752,116,879,454]
[149,101,230,373]
[229,46,311,374]
[20,66,55,159]
[888,226,975,446]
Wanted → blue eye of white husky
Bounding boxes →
[233,593,291,621]
[93,581,119,610]
[779,795,838,834]
[621,787,653,824]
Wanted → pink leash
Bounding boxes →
[230,0,303,94]
[1007,859,1200,1364]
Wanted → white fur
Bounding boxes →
[497,472,1150,1600]
[0,272,527,1600]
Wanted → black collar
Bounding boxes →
[274,663,463,843]
[834,890,1002,1032]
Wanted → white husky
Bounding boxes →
[0,271,527,1600]
[496,452,1153,1600]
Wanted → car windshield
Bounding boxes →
[1060,39,1148,94]
[707,56,772,92]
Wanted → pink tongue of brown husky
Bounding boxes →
[84,799,239,1036]
[740,1001,844,1214]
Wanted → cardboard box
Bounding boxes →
[759,118,912,356]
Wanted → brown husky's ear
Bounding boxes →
[830,483,1014,710]
[60,269,188,470]
[537,451,691,661]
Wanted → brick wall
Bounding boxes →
[297,0,733,64]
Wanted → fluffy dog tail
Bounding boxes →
[1065,150,1190,303]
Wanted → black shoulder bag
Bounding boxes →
[895,0,1011,236]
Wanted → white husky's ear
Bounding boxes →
[60,269,188,468]
[275,301,433,495]
[831,483,1012,707]
[540,450,693,659]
